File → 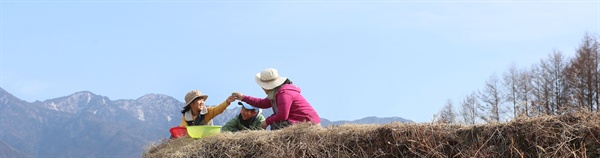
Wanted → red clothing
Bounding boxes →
[242,84,320,125]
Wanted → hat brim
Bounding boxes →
[184,95,208,107]
[255,73,287,90]
[238,102,261,113]
[238,102,257,110]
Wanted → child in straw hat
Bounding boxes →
[180,90,235,126]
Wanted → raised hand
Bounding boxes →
[226,95,235,103]
[231,92,244,100]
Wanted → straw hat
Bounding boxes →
[255,68,287,90]
[184,90,208,107]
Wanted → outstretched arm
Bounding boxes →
[205,96,235,122]
[232,92,272,108]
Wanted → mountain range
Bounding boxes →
[0,87,412,157]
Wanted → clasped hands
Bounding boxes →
[225,92,244,103]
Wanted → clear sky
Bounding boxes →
[1,0,598,123]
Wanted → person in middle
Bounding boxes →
[221,102,265,132]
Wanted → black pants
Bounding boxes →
[270,120,291,130]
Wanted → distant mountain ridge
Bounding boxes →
[320,116,412,126]
[0,140,31,158]
[0,87,412,157]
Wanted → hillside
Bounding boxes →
[0,87,411,157]
[143,112,600,157]
[0,141,31,158]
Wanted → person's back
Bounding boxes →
[275,84,320,125]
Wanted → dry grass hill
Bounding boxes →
[143,112,599,158]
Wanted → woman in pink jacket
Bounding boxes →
[232,68,320,130]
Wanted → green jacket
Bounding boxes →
[221,113,265,132]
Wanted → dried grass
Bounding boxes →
[143,112,600,158]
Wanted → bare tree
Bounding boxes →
[565,34,599,112]
[478,73,503,122]
[531,62,549,115]
[436,99,456,124]
[503,63,520,119]
[533,50,568,115]
[517,68,535,117]
[503,63,536,119]
[596,37,600,113]
[460,92,480,125]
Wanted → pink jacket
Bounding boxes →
[242,84,320,125]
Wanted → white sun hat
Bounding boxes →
[255,68,288,90]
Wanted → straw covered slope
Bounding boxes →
[143,112,600,158]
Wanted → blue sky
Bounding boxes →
[1,0,598,123]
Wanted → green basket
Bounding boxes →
[186,125,222,138]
